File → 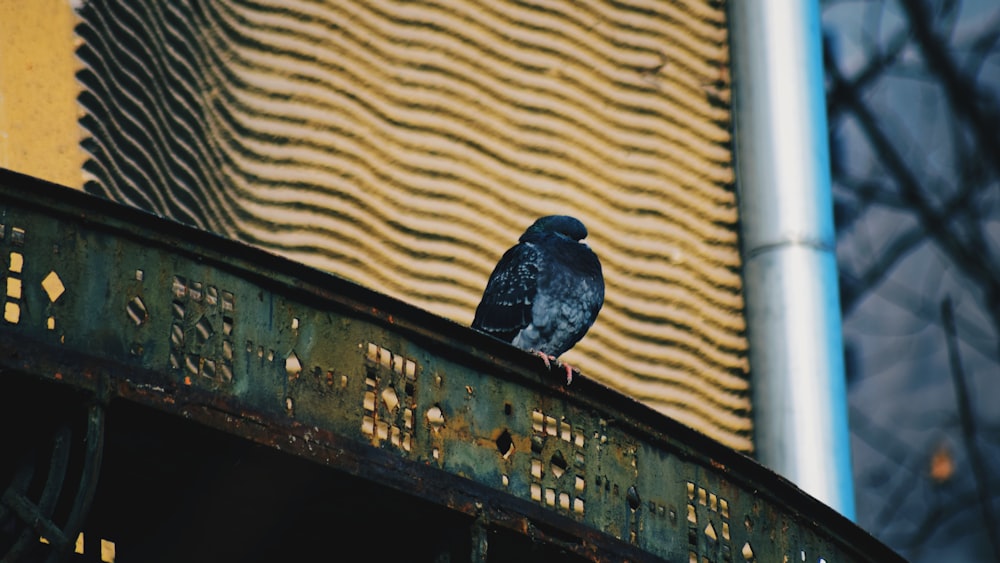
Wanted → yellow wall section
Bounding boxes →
[66,0,752,451]
[0,0,84,188]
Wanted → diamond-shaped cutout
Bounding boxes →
[42,271,65,302]
[705,521,717,541]
[742,541,755,561]
[195,316,214,342]
[127,296,148,326]
[382,385,399,412]
[550,450,568,479]
[285,351,302,377]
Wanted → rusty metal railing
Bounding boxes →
[0,168,903,562]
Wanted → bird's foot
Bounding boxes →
[560,361,574,385]
[533,351,574,385]
[533,350,554,369]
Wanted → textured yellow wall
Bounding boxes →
[3,0,752,451]
[0,0,84,188]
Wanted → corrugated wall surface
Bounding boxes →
[0,0,85,187]
[75,0,751,451]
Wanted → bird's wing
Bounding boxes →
[471,242,542,342]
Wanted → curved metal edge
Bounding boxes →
[0,167,905,563]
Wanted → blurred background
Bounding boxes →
[822,0,1000,560]
[3,0,999,560]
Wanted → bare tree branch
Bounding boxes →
[827,46,1000,336]
[940,298,1000,561]
[824,2,1000,560]
[903,0,1000,175]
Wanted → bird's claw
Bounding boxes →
[533,351,574,385]
[562,363,574,385]
[534,350,554,369]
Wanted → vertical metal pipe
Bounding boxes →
[471,513,489,563]
[729,1,856,519]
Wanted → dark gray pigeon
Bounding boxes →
[472,215,604,384]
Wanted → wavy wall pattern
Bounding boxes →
[75,0,751,451]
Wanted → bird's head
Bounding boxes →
[522,215,588,242]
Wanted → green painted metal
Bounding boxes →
[0,169,903,562]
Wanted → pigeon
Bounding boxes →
[472,215,604,384]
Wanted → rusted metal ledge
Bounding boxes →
[0,168,903,562]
